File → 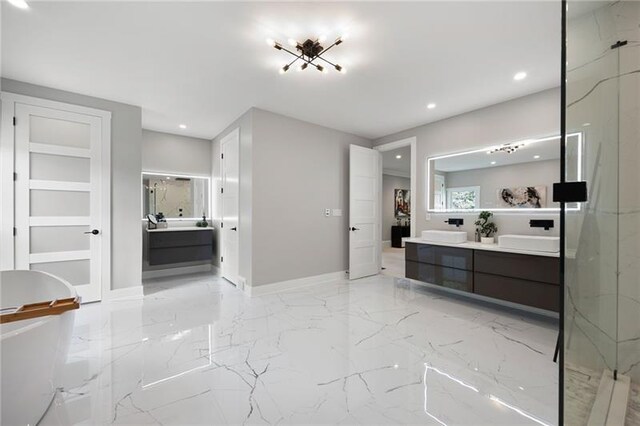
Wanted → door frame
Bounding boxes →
[218,128,240,285]
[374,136,418,244]
[0,92,111,300]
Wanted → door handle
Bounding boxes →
[231,227,237,231]
[84,229,100,235]
[350,227,360,231]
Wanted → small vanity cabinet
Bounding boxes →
[405,241,560,312]
[146,228,214,266]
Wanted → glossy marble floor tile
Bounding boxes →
[41,273,559,425]
[381,247,405,278]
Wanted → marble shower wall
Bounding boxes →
[565,1,640,383]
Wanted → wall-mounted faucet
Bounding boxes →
[445,218,464,227]
[530,219,554,231]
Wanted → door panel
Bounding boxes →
[220,129,240,285]
[15,103,104,302]
[349,145,381,280]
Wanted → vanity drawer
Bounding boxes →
[474,272,559,312]
[474,251,559,285]
[149,245,213,265]
[406,261,473,293]
[405,243,473,271]
[149,230,213,249]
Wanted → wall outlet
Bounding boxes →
[325,208,331,217]
[332,209,342,217]
[425,213,431,221]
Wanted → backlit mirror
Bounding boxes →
[142,173,210,219]
[426,133,582,212]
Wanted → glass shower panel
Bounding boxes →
[564,2,620,424]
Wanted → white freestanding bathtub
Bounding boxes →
[1,270,78,426]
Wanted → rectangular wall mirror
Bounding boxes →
[142,173,210,219]
[426,133,582,212]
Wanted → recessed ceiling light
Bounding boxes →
[583,122,591,127]
[166,176,171,180]
[179,124,187,129]
[427,103,436,109]
[396,155,402,159]
[490,161,496,165]
[513,71,527,81]
[8,0,29,9]
[534,155,541,159]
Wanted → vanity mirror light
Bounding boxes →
[426,133,582,213]
[142,172,211,220]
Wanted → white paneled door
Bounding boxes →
[349,144,381,280]
[220,129,240,286]
[13,100,110,303]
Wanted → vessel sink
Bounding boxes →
[421,230,468,244]
[498,235,560,253]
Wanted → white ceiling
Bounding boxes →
[1,1,560,140]
[382,145,411,176]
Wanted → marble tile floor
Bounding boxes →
[41,272,559,425]
[381,246,406,279]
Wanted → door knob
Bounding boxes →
[84,229,100,235]
[350,227,360,231]
[231,227,237,231]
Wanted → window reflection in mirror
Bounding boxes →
[142,173,210,219]
[427,133,582,212]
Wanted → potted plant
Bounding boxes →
[475,211,498,244]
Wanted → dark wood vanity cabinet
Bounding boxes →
[405,242,560,312]
[405,243,473,292]
[147,230,213,266]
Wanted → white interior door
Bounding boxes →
[349,144,381,280]
[220,129,240,285]
[14,102,108,303]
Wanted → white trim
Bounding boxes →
[30,250,91,264]
[0,95,15,269]
[102,285,144,301]
[29,143,91,158]
[30,180,90,192]
[382,168,410,179]
[587,370,631,426]
[1,92,113,118]
[30,216,91,226]
[219,128,240,285]
[142,264,214,280]
[374,136,418,242]
[246,271,346,297]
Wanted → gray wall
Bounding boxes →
[444,159,560,209]
[212,109,253,278]
[251,109,372,286]
[142,129,211,176]
[382,174,410,241]
[374,88,561,238]
[2,78,142,291]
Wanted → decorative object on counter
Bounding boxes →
[147,213,158,230]
[444,218,464,227]
[196,215,209,228]
[394,189,411,218]
[497,186,546,208]
[475,210,498,244]
[529,219,554,230]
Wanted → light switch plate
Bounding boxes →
[325,209,331,217]
[332,209,342,217]
[425,213,431,221]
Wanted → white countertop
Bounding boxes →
[404,237,560,258]
[146,226,214,233]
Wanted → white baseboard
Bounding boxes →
[246,271,346,297]
[587,370,631,426]
[102,285,144,301]
[142,264,212,280]
[382,240,391,249]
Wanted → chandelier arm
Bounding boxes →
[318,41,339,56]
[286,57,301,68]
[317,56,338,67]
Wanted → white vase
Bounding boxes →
[481,237,494,244]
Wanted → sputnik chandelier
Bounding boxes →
[267,36,346,74]
[487,143,526,154]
